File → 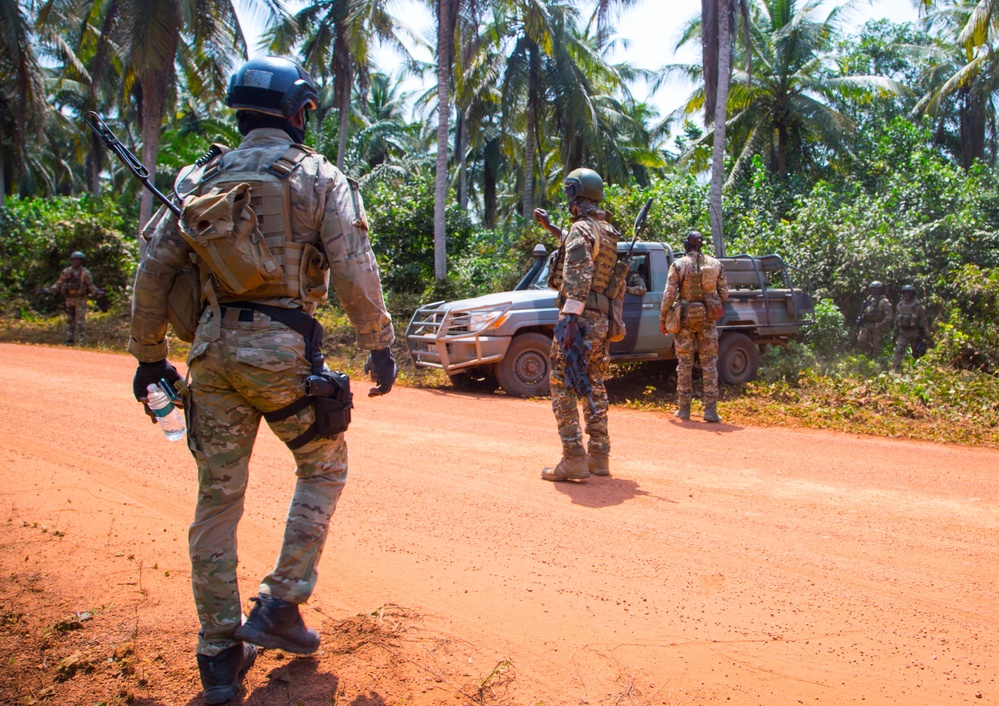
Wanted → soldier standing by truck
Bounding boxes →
[535,168,618,481]
[856,281,893,358]
[47,251,102,345]
[660,231,729,423]
[892,284,930,372]
[127,57,396,704]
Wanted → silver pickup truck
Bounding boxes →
[406,242,814,398]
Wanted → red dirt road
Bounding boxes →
[2,341,998,705]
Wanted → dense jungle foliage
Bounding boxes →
[1,0,998,442]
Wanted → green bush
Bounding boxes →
[363,174,474,295]
[802,298,849,358]
[0,196,137,312]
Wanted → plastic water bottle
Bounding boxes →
[146,383,186,441]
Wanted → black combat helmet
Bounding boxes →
[226,57,319,118]
[70,251,85,261]
[869,280,884,294]
[684,231,704,252]
[902,284,916,298]
[563,168,604,203]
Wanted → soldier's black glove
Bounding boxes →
[133,359,182,401]
[561,315,581,351]
[364,347,397,397]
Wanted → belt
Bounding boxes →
[219,305,258,323]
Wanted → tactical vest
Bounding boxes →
[191,145,328,308]
[679,255,707,303]
[588,219,619,292]
[862,296,885,322]
[896,299,921,329]
[63,268,84,296]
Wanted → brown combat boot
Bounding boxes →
[541,455,590,482]
[587,453,610,476]
[703,403,722,423]
[674,403,691,420]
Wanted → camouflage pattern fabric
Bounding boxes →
[857,294,892,358]
[185,311,347,657]
[625,273,647,297]
[892,297,928,371]
[130,127,394,363]
[674,326,720,405]
[660,250,729,406]
[63,296,88,344]
[128,127,394,658]
[892,329,923,371]
[549,309,610,457]
[549,209,615,458]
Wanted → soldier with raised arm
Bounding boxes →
[534,168,619,480]
[128,57,396,704]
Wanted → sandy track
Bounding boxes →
[1,341,997,705]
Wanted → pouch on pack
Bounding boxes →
[179,182,284,296]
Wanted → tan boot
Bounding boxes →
[674,403,691,420]
[587,453,610,476]
[541,455,590,482]
[703,403,721,423]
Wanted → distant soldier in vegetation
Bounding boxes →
[660,231,729,423]
[856,281,892,358]
[892,284,930,372]
[536,167,618,481]
[47,251,102,345]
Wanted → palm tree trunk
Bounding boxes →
[521,44,539,220]
[484,137,497,229]
[959,89,985,169]
[337,96,350,172]
[138,72,167,238]
[433,0,453,283]
[0,144,5,201]
[456,111,467,210]
[708,0,731,258]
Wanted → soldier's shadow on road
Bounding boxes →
[667,419,743,433]
[553,476,678,509]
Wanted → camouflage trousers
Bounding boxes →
[549,309,610,458]
[185,309,348,657]
[64,296,88,344]
[674,324,720,405]
[857,323,887,358]
[892,329,921,371]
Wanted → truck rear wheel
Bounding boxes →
[496,332,552,398]
[718,332,760,384]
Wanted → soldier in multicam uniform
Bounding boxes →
[534,168,619,481]
[48,251,101,345]
[856,281,892,358]
[128,58,396,704]
[892,284,929,372]
[660,231,729,423]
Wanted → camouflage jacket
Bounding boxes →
[860,295,892,329]
[895,298,928,334]
[54,266,96,298]
[558,211,617,316]
[661,251,729,314]
[129,128,394,363]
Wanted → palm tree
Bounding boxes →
[910,1,999,168]
[0,0,48,197]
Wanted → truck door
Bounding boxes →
[610,254,651,355]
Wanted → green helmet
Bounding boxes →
[563,168,604,203]
[70,251,85,261]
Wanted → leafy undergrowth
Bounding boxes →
[3,310,997,448]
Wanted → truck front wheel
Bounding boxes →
[718,332,760,384]
[497,333,553,398]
